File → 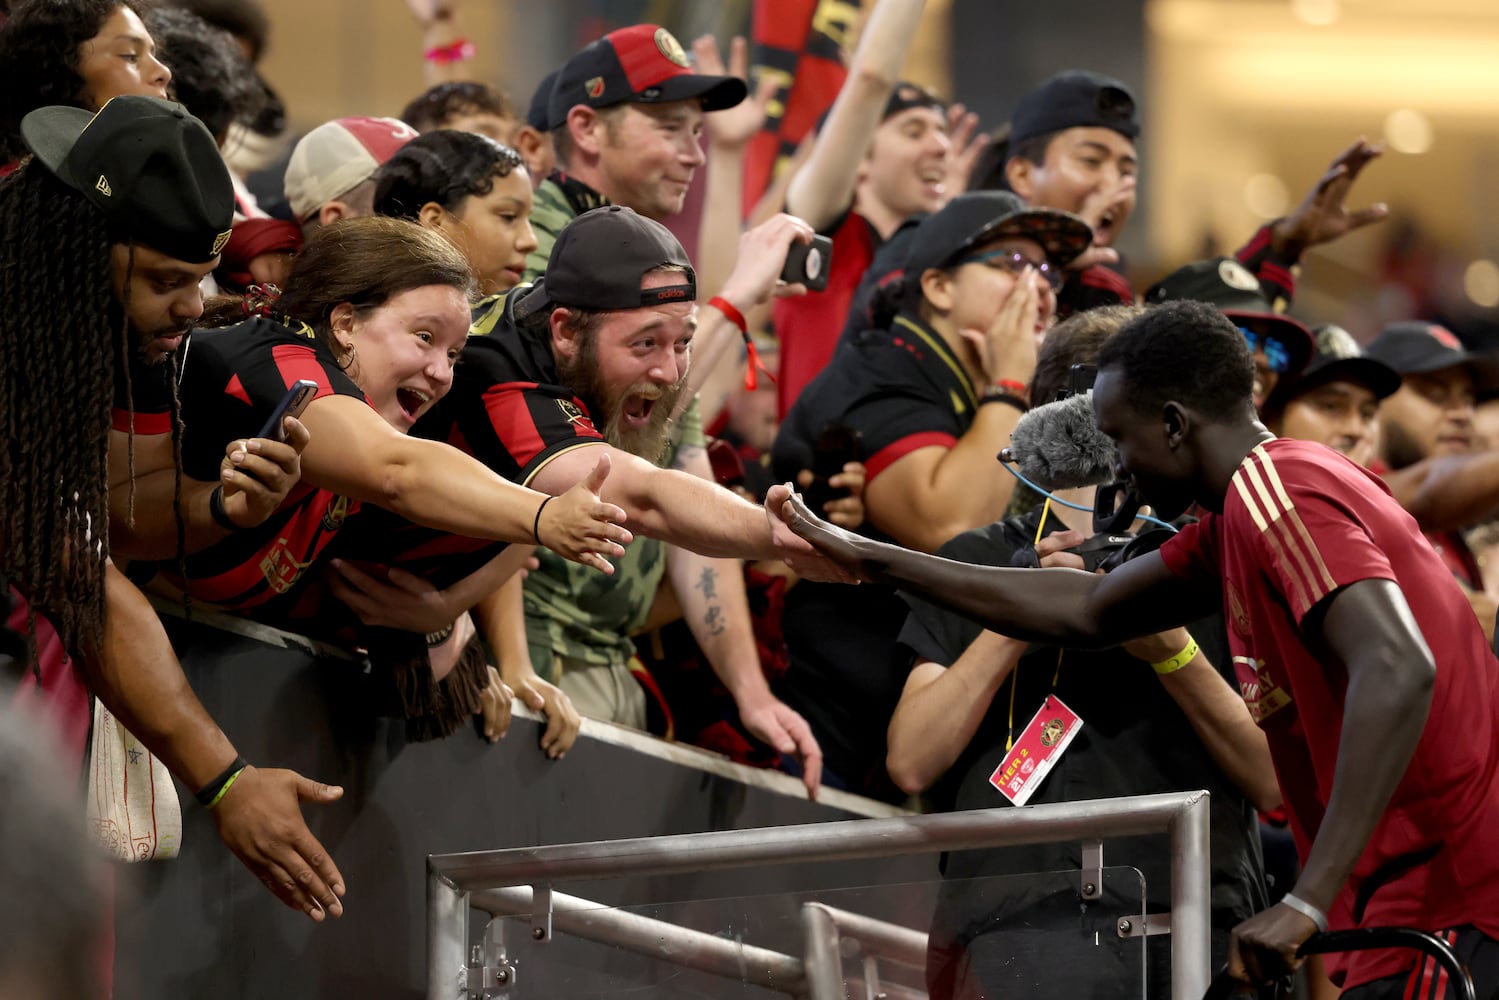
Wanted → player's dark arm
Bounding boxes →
[779,492,1217,645]
[1291,578,1435,913]
[1381,451,1499,533]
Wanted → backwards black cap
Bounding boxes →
[513,205,696,321]
[1010,69,1139,147]
[21,95,233,264]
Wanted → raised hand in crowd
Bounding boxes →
[720,212,819,310]
[693,34,777,151]
[1270,137,1389,259]
[1066,172,1135,272]
[941,102,989,200]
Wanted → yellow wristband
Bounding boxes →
[1151,636,1199,676]
[205,765,247,810]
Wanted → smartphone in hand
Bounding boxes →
[781,234,834,292]
[256,379,318,443]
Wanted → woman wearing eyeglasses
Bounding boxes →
[767,191,1091,800]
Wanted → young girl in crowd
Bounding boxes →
[373,129,538,296]
[0,0,170,166]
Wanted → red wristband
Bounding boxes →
[994,378,1030,401]
[708,296,774,391]
[708,295,747,334]
[424,39,475,64]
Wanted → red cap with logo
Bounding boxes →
[546,24,747,130]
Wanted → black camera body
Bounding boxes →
[1009,524,1174,574]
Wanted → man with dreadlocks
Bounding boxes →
[0,94,348,922]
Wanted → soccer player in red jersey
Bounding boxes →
[777,299,1499,998]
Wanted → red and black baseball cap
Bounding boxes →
[512,205,696,321]
[1364,321,1499,394]
[21,95,233,264]
[1144,257,1314,377]
[546,24,747,131]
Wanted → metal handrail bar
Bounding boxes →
[803,902,928,969]
[471,886,807,995]
[428,791,1210,1000]
[430,792,1204,888]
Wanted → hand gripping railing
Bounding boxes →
[427,791,1212,1000]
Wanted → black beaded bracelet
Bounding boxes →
[979,391,1030,413]
[532,495,553,546]
[194,754,248,807]
[209,485,239,530]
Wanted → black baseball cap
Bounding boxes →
[1270,324,1400,408]
[1010,70,1140,146]
[527,69,561,132]
[1144,257,1314,376]
[21,95,233,264]
[904,191,1093,276]
[1364,321,1499,394]
[512,205,696,321]
[547,24,747,131]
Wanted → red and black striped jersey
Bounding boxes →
[146,316,367,611]
[330,293,607,593]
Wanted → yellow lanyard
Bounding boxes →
[1005,503,1065,750]
[890,315,979,415]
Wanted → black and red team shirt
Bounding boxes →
[111,348,176,437]
[773,210,880,419]
[821,221,1304,414]
[340,292,607,586]
[146,316,367,611]
[1160,438,1499,989]
[769,311,980,797]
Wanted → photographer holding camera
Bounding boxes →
[887,306,1277,999]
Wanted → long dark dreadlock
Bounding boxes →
[0,160,187,665]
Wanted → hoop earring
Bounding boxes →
[338,346,357,371]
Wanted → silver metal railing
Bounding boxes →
[428,791,1211,1000]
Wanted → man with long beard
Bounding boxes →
[411,205,835,794]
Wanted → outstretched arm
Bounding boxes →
[775,490,1215,644]
[298,394,629,572]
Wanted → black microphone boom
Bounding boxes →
[1000,393,1119,490]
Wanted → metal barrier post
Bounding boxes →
[428,874,469,1000]
[1170,792,1212,1000]
[800,900,845,1000]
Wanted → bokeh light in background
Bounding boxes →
[1384,108,1434,155]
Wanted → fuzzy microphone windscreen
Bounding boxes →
[1003,392,1120,490]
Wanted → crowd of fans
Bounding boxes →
[2,0,1498,997]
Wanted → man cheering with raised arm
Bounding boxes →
[778,299,1499,999]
